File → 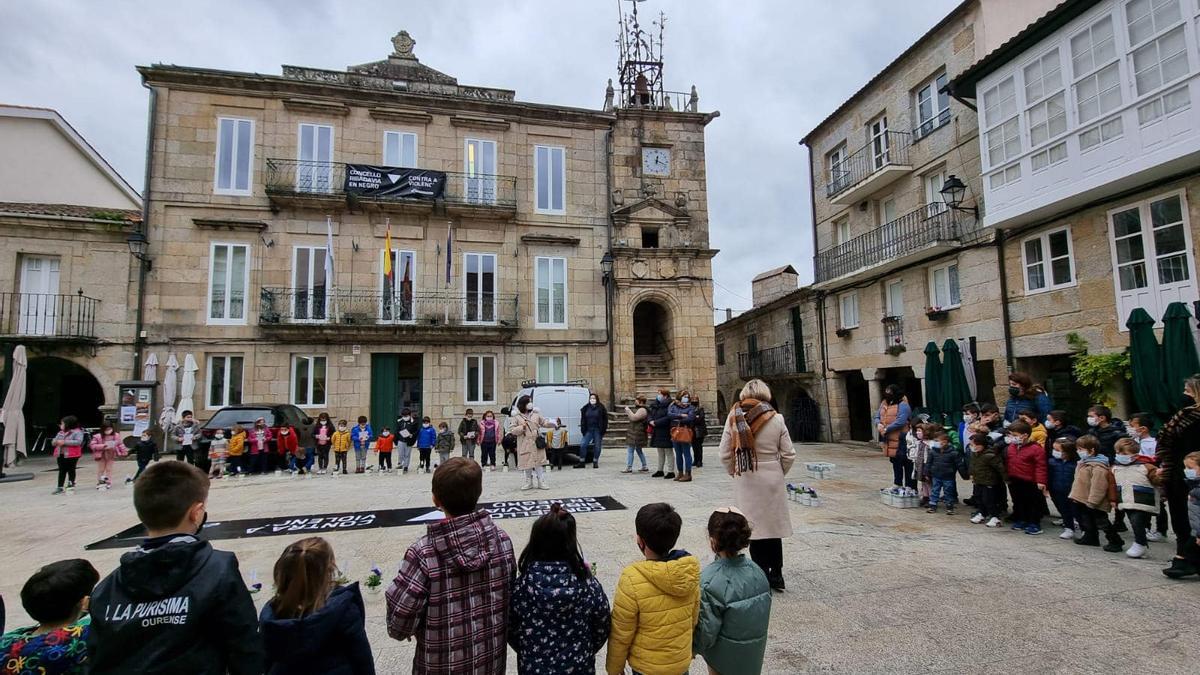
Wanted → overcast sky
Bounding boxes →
[0,0,959,319]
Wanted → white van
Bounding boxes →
[501,380,592,449]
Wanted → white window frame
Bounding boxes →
[291,355,327,408]
[536,354,568,383]
[1079,115,1125,151]
[885,279,904,317]
[928,261,962,309]
[465,355,497,405]
[1137,85,1192,125]
[297,123,335,193]
[1022,48,1063,107]
[1031,141,1069,172]
[205,354,244,410]
[834,216,851,246]
[464,138,498,205]
[534,256,568,329]
[207,242,250,326]
[913,72,950,139]
[214,117,254,196]
[383,130,418,168]
[827,143,847,190]
[868,115,890,169]
[291,245,330,323]
[1106,189,1198,329]
[1021,226,1077,295]
[380,249,417,323]
[1070,16,1121,124]
[534,145,566,215]
[1129,25,1190,97]
[838,291,859,329]
[924,168,949,215]
[463,252,498,325]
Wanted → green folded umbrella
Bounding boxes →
[940,339,972,427]
[923,341,943,423]
[1161,302,1200,412]
[1125,307,1169,416]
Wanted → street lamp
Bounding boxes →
[600,250,614,285]
[126,230,153,271]
[939,175,978,218]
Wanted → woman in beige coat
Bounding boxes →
[719,378,795,591]
[510,394,558,491]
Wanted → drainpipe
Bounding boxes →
[132,83,157,379]
[996,228,1015,371]
[816,292,834,442]
[604,128,616,409]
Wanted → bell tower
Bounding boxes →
[607,0,719,408]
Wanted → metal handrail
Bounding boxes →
[0,292,99,339]
[259,287,519,327]
[815,205,974,283]
[883,316,905,349]
[826,130,912,198]
[736,342,813,379]
[264,159,518,208]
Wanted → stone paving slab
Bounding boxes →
[0,443,1195,673]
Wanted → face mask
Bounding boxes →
[590,398,598,405]
[280,429,289,435]
[658,395,666,402]
[215,433,224,439]
[1004,435,1017,445]
[971,445,984,453]
[681,397,690,404]
[1185,468,1199,481]
[1052,450,1063,460]
[141,435,150,442]
[1078,451,1090,459]
[1114,454,1134,465]
[929,441,942,449]
[1008,386,1021,397]
[1127,429,1140,438]
[1086,416,1099,427]
[382,431,390,436]
[338,425,347,431]
[964,413,976,424]
[1045,418,1056,429]
[423,423,431,428]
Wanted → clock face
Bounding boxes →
[642,147,671,176]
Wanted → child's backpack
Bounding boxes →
[502,432,518,452]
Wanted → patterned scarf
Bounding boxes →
[726,398,776,475]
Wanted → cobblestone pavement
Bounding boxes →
[1,443,1195,673]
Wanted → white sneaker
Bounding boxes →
[970,513,985,524]
[986,517,1002,528]
[520,480,534,491]
[1126,543,1147,558]
[538,477,549,490]
[1059,528,1075,540]
[1147,531,1164,542]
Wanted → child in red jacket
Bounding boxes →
[377,427,396,473]
[1006,420,1049,535]
[277,425,301,475]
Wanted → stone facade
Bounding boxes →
[137,33,717,425]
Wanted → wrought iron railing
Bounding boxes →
[883,316,905,349]
[826,130,912,199]
[815,206,973,283]
[0,292,98,339]
[264,159,518,208]
[259,287,519,328]
[737,342,813,380]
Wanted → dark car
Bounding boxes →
[198,404,315,454]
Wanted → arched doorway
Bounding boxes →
[25,357,104,444]
[788,387,822,442]
[632,299,674,396]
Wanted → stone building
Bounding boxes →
[714,266,826,440]
[135,30,717,425]
[0,105,142,440]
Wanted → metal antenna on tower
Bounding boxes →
[615,0,665,109]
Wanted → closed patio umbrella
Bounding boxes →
[160,354,178,429]
[922,341,944,423]
[1161,302,1200,412]
[1125,308,1169,417]
[957,337,977,401]
[940,339,972,426]
[177,353,198,417]
[1,345,33,483]
[143,352,159,382]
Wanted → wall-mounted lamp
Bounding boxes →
[600,250,614,286]
[126,230,153,271]
[939,175,978,218]
[260,233,275,248]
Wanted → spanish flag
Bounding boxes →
[383,218,393,279]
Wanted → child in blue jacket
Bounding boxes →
[350,416,373,474]
[416,417,437,473]
[1048,437,1079,540]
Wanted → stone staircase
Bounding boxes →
[632,354,676,401]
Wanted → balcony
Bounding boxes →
[0,292,99,343]
[814,206,974,287]
[737,342,813,380]
[258,287,519,344]
[826,131,912,205]
[883,316,905,354]
[264,159,518,218]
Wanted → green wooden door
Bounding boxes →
[370,354,399,429]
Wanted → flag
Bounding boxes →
[383,218,393,279]
[445,220,453,287]
[324,215,335,284]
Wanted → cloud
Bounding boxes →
[0,0,960,320]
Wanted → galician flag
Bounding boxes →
[383,217,393,279]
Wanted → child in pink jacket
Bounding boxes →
[51,416,86,494]
[248,417,273,474]
[89,421,128,490]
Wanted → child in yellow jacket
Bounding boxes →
[331,419,352,475]
[227,425,247,476]
[607,502,700,675]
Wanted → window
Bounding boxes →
[1027,93,1067,147]
[983,77,1019,167]
[206,355,244,409]
[464,252,497,323]
[747,334,758,355]
[292,246,328,321]
[208,243,249,325]
[1108,191,1197,325]
[297,123,334,192]
[464,138,497,204]
[1079,116,1125,150]
[381,249,416,322]
[835,217,850,245]
[1071,16,1121,123]
[1071,15,1117,76]
[716,343,725,366]
[987,118,1022,166]
[534,145,566,214]
[1075,63,1123,123]
[1126,0,1183,45]
[215,117,253,195]
[928,262,961,308]
[989,164,1022,189]
[17,254,60,335]
[1031,142,1068,172]
[535,256,567,328]
[885,279,904,317]
[383,131,418,167]
[1023,49,1063,105]
[914,72,950,138]
[838,291,859,328]
[868,115,890,169]
[827,143,847,189]
[641,227,659,248]
[291,355,327,407]
[1131,26,1189,95]
[1023,227,1076,293]
[1137,86,1192,125]
[924,169,948,215]
[983,77,1018,127]
[536,354,567,383]
[465,355,496,404]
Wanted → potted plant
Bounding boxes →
[881,315,901,324]
[835,327,853,338]
[925,306,950,320]
[364,565,384,594]
[885,337,906,356]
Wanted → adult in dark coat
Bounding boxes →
[647,389,675,479]
[691,404,708,468]
[576,392,608,469]
[1156,375,1200,579]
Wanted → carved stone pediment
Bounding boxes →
[611,197,690,227]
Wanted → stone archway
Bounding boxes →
[631,299,675,397]
[25,356,104,442]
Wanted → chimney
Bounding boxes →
[725,308,733,321]
[750,265,799,308]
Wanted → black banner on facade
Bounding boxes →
[344,165,446,199]
[85,496,626,550]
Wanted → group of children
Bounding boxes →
[901,401,1189,562]
[5,457,775,675]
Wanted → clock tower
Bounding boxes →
[606,0,719,408]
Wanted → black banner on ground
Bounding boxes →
[85,496,626,550]
[344,165,446,199]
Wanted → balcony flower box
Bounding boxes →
[835,327,853,338]
[881,315,902,324]
[885,343,906,356]
[925,307,950,321]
